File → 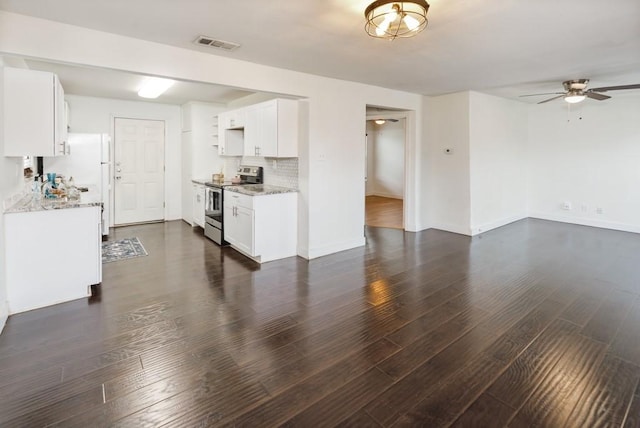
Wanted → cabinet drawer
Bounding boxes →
[224,190,253,209]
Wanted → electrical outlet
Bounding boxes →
[581,204,588,213]
[596,207,603,214]
[562,201,572,210]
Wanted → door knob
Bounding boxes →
[115,176,122,180]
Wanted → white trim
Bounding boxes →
[307,237,366,260]
[368,192,403,200]
[429,222,472,236]
[470,214,527,236]
[529,213,640,234]
[364,110,417,232]
[111,115,168,225]
[0,300,8,334]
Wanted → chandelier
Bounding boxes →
[364,0,430,40]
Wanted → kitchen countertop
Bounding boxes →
[5,187,103,214]
[191,178,210,185]
[224,184,298,196]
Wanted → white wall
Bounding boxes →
[469,92,528,234]
[424,92,471,235]
[66,94,182,222]
[366,119,405,199]
[0,11,423,259]
[0,60,28,332]
[528,93,640,233]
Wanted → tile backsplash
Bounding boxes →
[227,157,298,189]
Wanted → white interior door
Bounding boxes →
[114,118,165,225]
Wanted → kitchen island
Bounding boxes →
[4,190,102,314]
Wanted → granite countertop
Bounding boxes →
[5,187,103,214]
[191,178,210,185]
[224,184,298,196]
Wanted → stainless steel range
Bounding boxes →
[204,165,263,245]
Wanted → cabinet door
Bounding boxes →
[258,101,278,157]
[3,68,57,157]
[229,108,246,129]
[234,205,255,255]
[243,105,259,156]
[223,203,238,245]
[192,184,205,227]
[54,75,68,156]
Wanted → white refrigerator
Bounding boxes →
[44,133,111,235]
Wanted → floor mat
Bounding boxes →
[102,237,148,263]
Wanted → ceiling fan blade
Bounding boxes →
[519,92,564,98]
[588,84,640,92]
[538,95,565,104]
[586,91,611,101]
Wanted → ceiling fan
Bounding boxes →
[520,79,640,104]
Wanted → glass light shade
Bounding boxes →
[403,14,420,31]
[564,94,586,104]
[365,0,430,40]
[138,77,175,99]
[375,119,386,125]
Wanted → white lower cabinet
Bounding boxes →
[192,183,205,228]
[224,190,297,263]
[4,206,102,314]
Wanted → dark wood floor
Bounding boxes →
[1,219,640,427]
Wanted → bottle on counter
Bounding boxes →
[41,176,54,199]
[32,176,42,201]
[67,176,80,200]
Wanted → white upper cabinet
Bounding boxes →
[244,99,298,157]
[3,67,68,157]
[218,110,244,156]
[219,108,246,129]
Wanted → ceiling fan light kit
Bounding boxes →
[564,91,586,104]
[520,78,640,104]
[364,0,429,40]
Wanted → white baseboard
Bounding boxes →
[0,300,8,335]
[470,214,527,236]
[307,236,366,259]
[429,222,472,236]
[368,192,403,200]
[529,213,640,234]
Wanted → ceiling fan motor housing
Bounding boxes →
[563,79,589,91]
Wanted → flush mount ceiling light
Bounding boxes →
[375,119,386,124]
[365,0,429,40]
[137,77,175,99]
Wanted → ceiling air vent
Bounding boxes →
[194,35,240,51]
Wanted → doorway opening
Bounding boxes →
[365,115,406,230]
[113,117,166,225]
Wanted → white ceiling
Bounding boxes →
[18,59,254,105]
[1,0,639,103]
